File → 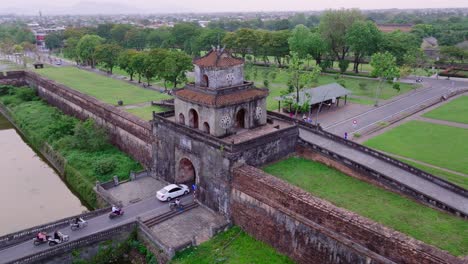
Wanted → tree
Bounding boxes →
[96,23,114,40]
[63,37,80,63]
[118,49,138,81]
[319,9,364,62]
[440,46,466,64]
[130,51,147,83]
[192,28,226,56]
[146,27,172,48]
[159,50,193,89]
[110,24,133,44]
[288,25,312,59]
[95,44,123,74]
[381,31,420,65]
[346,20,382,73]
[370,52,400,106]
[124,28,147,50]
[170,22,201,53]
[308,32,327,66]
[76,34,104,67]
[287,52,322,107]
[45,33,63,51]
[142,48,167,85]
[263,30,290,66]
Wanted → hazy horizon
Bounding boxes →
[1,0,468,15]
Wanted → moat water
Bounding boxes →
[0,112,86,236]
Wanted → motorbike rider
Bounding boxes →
[54,231,61,241]
[111,205,121,215]
[74,217,83,225]
[37,231,47,242]
[175,198,181,208]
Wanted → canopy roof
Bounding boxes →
[193,47,244,68]
[275,83,351,105]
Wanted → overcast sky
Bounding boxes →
[1,0,468,14]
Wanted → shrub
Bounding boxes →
[393,82,401,92]
[263,79,269,88]
[94,158,116,176]
[0,85,14,96]
[16,88,37,102]
[72,119,109,152]
[338,60,350,73]
[320,59,333,70]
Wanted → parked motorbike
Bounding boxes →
[169,201,184,210]
[33,233,50,246]
[109,209,124,219]
[70,218,88,231]
[48,231,69,246]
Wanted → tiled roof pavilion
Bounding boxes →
[193,48,244,68]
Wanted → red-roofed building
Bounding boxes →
[174,47,268,137]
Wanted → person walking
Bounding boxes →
[344,132,348,140]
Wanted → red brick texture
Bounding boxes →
[231,165,464,264]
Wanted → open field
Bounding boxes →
[247,66,415,110]
[263,157,468,256]
[172,226,294,264]
[364,121,468,175]
[124,105,169,121]
[423,96,468,124]
[34,67,170,105]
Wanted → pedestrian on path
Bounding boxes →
[344,132,348,140]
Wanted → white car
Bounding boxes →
[156,184,190,201]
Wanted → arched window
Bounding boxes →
[179,113,185,124]
[177,158,196,184]
[202,122,210,134]
[235,109,246,128]
[203,74,209,87]
[188,109,199,129]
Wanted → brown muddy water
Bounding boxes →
[0,113,86,236]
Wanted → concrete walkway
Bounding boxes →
[299,128,468,216]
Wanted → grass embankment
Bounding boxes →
[246,66,415,110]
[0,85,141,207]
[364,121,468,175]
[34,66,170,106]
[423,96,468,124]
[172,226,294,264]
[263,157,468,256]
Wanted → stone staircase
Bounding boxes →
[143,202,199,228]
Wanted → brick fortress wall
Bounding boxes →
[0,71,152,168]
[231,165,464,264]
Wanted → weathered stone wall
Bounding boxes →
[231,165,464,264]
[19,71,152,168]
[194,64,244,88]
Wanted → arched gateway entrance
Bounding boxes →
[177,158,196,184]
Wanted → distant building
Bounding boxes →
[421,37,439,60]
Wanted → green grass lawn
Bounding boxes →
[124,105,169,121]
[364,121,468,175]
[172,226,294,264]
[247,66,415,110]
[34,67,170,105]
[263,157,468,256]
[423,96,468,124]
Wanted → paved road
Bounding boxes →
[299,129,468,216]
[0,195,193,264]
[324,77,468,137]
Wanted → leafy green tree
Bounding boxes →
[287,52,322,105]
[95,43,123,74]
[45,33,63,51]
[261,30,290,66]
[170,22,201,53]
[308,32,327,66]
[110,24,133,44]
[142,48,167,85]
[338,60,350,74]
[192,28,226,56]
[288,25,312,59]
[411,24,435,40]
[146,27,172,48]
[440,46,466,64]
[319,9,364,62]
[130,51,147,83]
[96,23,114,40]
[381,31,420,65]
[63,37,80,63]
[159,50,193,89]
[76,34,104,67]
[124,28,147,50]
[370,52,400,106]
[346,20,382,73]
[118,49,138,81]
